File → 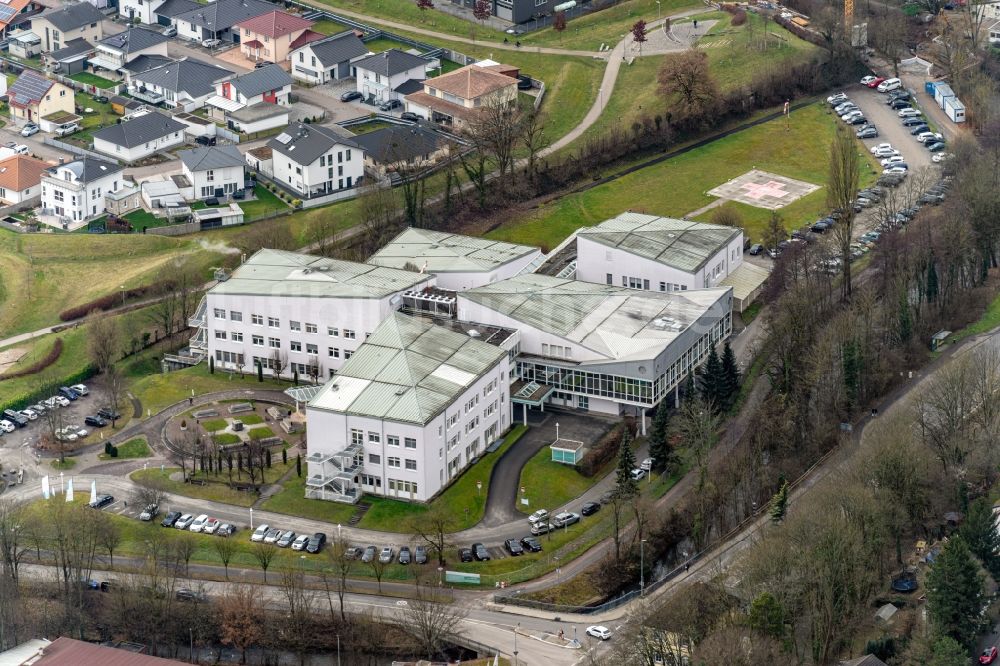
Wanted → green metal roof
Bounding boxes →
[210,249,432,299]
[308,313,507,425]
[577,212,741,273]
[366,228,539,273]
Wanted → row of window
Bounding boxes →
[213,311,356,338]
[367,454,418,470]
[603,274,691,292]
[351,430,418,449]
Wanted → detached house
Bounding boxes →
[405,62,518,129]
[31,3,103,52]
[172,0,273,45]
[131,57,233,109]
[267,122,363,198]
[352,49,430,105]
[7,70,73,126]
[0,154,50,204]
[92,110,186,162]
[89,27,170,80]
[234,10,323,65]
[291,30,367,84]
[178,145,245,199]
[207,64,293,134]
[41,157,124,223]
[0,0,44,42]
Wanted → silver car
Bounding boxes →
[378,546,394,563]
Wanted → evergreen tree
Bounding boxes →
[926,260,939,303]
[256,360,263,382]
[265,448,272,469]
[929,636,968,666]
[699,346,724,408]
[613,426,638,500]
[842,339,860,409]
[769,481,789,524]
[648,403,671,471]
[747,592,785,639]
[959,498,1000,579]
[720,341,740,409]
[682,370,697,405]
[296,453,302,478]
[927,536,984,649]
[209,356,215,374]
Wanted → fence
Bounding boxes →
[42,136,119,163]
[53,72,123,96]
[215,126,241,144]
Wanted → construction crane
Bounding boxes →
[844,0,853,27]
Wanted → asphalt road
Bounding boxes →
[848,84,934,171]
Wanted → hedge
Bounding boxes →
[0,339,63,380]
[0,363,98,415]
[59,285,152,322]
[575,418,636,478]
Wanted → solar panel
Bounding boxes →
[9,71,52,105]
[0,5,18,21]
[274,133,291,144]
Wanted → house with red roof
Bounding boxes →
[234,10,323,65]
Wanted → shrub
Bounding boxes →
[731,9,747,25]
[110,446,119,458]
[575,419,636,477]
[59,286,151,321]
[0,339,63,380]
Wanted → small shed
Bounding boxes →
[933,82,955,107]
[193,203,244,230]
[550,438,585,465]
[875,603,898,624]
[944,96,966,123]
[930,330,951,351]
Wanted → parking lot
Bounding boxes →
[848,85,935,171]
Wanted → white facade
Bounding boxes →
[120,0,165,24]
[41,161,122,223]
[272,143,363,197]
[183,162,244,199]
[175,18,203,42]
[354,62,425,104]
[0,181,40,204]
[93,127,184,162]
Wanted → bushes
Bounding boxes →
[575,419,636,477]
[731,9,747,25]
[0,339,63,380]
[0,363,97,414]
[59,285,152,321]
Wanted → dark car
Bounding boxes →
[93,95,109,103]
[97,407,122,421]
[581,501,601,516]
[517,74,532,90]
[344,546,362,560]
[902,116,926,127]
[254,61,269,69]
[748,243,764,256]
[176,588,207,602]
[217,523,236,537]
[306,532,327,554]
[504,539,524,556]
[194,135,216,147]
[810,220,830,233]
[889,99,911,110]
[340,90,363,103]
[161,511,181,527]
[856,126,878,139]
[2,410,27,427]
[909,124,930,135]
[399,111,422,122]
[472,543,490,561]
[204,197,220,206]
[414,545,428,565]
[361,545,377,563]
[58,386,79,401]
[926,141,946,152]
[379,99,402,112]
[847,115,867,125]
[398,545,412,564]
[459,547,474,562]
[89,494,114,509]
[520,536,543,552]
[84,415,108,428]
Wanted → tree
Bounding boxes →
[709,206,742,229]
[472,0,490,22]
[929,636,970,666]
[614,426,638,500]
[410,503,456,567]
[400,582,467,659]
[959,498,1000,579]
[648,402,671,471]
[631,19,648,56]
[720,341,740,409]
[464,94,522,180]
[763,211,785,254]
[416,0,433,10]
[658,50,719,120]
[214,538,237,580]
[553,10,566,36]
[104,365,126,428]
[219,585,264,664]
[368,549,389,592]
[356,181,399,256]
[699,345,724,409]
[95,514,122,566]
[325,536,354,621]
[827,125,862,300]
[769,480,788,523]
[269,348,288,379]
[520,110,546,183]
[747,592,785,639]
[251,543,277,583]
[170,532,197,576]
[927,536,984,649]
[87,313,122,374]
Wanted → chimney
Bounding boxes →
[58,157,65,165]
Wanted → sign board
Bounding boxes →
[521,498,530,506]
[445,571,481,584]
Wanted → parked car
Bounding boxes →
[202,38,221,48]
[340,90,363,102]
[378,546,394,563]
[399,111,422,122]
[414,545,428,564]
[889,99,911,110]
[553,511,581,528]
[748,243,764,255]
[162,25,177,37]
[521,536,543,552]
[640,458,653,471]
[827,92,849,104]
[379,99,402,112]
[902,116,926,127]
[909,124,930,135]
[926,141,946,152]
[176,588,207,603]
[276,530,297,548]
[262,528,281,544]
[12,144,28,155]
[84,415,108,428]
[217,523,236,537]
[19,408,38,421]
[55,123,79,136]
[29,403,46,415]
[856,126,878,139]
[203,518,221,534]
[139,504,158,521]
[898,108,922,118]
[58,386,79,401]
[630,468,647,481]
[866,76,886,88]
[881,155,906,167]
[870,142,894,154]
[883,166,909,175]
[97,407,121,421]
[586,626,612,640]
[250,524,270,542]
[860,75,878,86]
[19,123,38,137]
[530,522,554,536]
[932,152,953,163]
[291,534,310,551]
[194,135,216,147]
[917,131,943,143]
[981,647,998,665]
[472,542,490,561]
[581,501,602,516]
[174,514,195,530]
[71,384,89,396]
[361,545,377,563]
[161,511,181,527]
[2,410,27,427]
[306,532,327,554]
[459,547,474,562]
[0,420,14,434]
[528,509,549,525]
[846,115,867,125]
[398,545,411,564]
[877,77,902,92]
[90,495,114,509]
[504,539,524,556]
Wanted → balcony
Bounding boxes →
[130,86,165,104]
[189,327,207,352]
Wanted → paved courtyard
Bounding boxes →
[707,169,821,210]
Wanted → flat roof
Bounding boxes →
[460,274,731,362]
[577,212,741,273]
[717,261,770,303]
[367,228,539,274]
[209,248,432,299]
[308,312,507,425]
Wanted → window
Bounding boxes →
[252,335,264,346]
[290,321,301,331]
[447,413,459,429]
[388,479,417,494]
[344,350,353,360]
[346,149,351,161]
[387,457,401,468]
[306,343,318,354]
[328,347,340,358]
[659,282,666,292]
[268,317,279,328]
[305,323,317,334]
[368,432,380,444]
[448,435,459,450]
[231,331,243,342]
[404,437,416,449]
[213,308,226,319]
[606,273,613,285]
[387,436,399,447]
[328,327,339,337]
[360,474,381,488]
[290,341,302,352]
[230,311,242,322]
[252,314,263,325]
[268,337,280,348]
[368,453,381,465]
[215,330,227,340]
[351,429,364,446]
[299,52,303,62]
[405,459,417,471]
[343,329,356,339]
[206,170,214,182]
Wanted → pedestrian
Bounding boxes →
[685,562,690,572]
[189,396,193,406]
[694,19,698,29]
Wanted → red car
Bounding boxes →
[867,76,886,88]
[981,646,998,664]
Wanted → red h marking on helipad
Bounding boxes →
[740,180,788,200]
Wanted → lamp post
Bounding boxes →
[640,538,647,596]
[249,507,254,529]
[656,0,660,17]
[120,285,125,306]
[513,623,519,666]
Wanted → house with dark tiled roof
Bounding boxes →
[89,27,170,79]
[7,70,73,126]
[234,10,323,64]
[266,121,363,198]
[41,37,94,76]
[352,49,430,105]
[130,57,234,109]
[92,110,186,162]
[172,0,273,44]
[352,123,452,178]
[290,30,367,84]
[206,64,293,133]
[31,3,104,52]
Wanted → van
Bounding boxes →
[877,78,902,93]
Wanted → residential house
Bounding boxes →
[304,312,513,503]
[8,31,41,59]
[290,30,367,84]
[119,53,174,85]
[89,27,170,80]
[487,0,558,24]
[119,0,196,25]
[234,10,323,64]
[92,110,186,162]
[0,154,49,204]
[131,57,233,109]
[0,0,43,41]
[150,0,200,27]
[367,228,542,291]
[404,62,518,129]
[42,38,94,75]
[7,70,74,125]
[352,123,452,178]
[31,2,104,52]
[206,64,293,133]
[244,145,272,173]
[267,122,363,198]
[172,0,273,44]
[352,49,430,105]
[178,145,246,199]
[991,20,1000,44]
[41,156,124,223]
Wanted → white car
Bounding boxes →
[68,425,88,438]
[19,409,38,421]
[0,420,14,434]
[860,75,878,86]
[202,38,221,48]
[71,384,89,396]
[54,395,70,407]
[203,518,220,534]
[897,108,921,118]
[869,142,893,155]
[12,144,29,155]
[883,166,908,175]
[827,92,848,104]
[56,428,78,442]
[174,514,195,530]
[188,514,210,533]
[917,131,943,144]
[877,77,901,92]
[291,534,310,551]
[586,626,612,640]
[630,468,647,481]
[250,524,270,542]
[528,509,549,525]
[932,152,953,163]
[19,123,38,137]
[881,155,906,167]
[873,147,900,159]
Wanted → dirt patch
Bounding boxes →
[0,347,28,374]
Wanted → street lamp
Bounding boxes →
[249,507,254,529]
[513,623,519,666]
[656,0,660,17]
[120,285,125,306]
[640,539,647,596]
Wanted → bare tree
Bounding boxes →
[658,50,720,119]
[219,584,264,664]
[307,214,337,257]
[269,348,288,379]
[0,500,29,585]
[520,110,546,183]
[399,582,467,659]
[251,542,277,583]
[409,503,456,568]
[95,513,122,566]
[169,531,197,576]
[357,181,400,256]
[104,365,126,428]
[279,569,317,665]
[237,220,296,255]
[368,550,389,593]
[214,537,237,580]
[87,313,123,374]
[827,125,861,301]
[325,536,354,621]
[130,478,167,512]
[464,94,522,180]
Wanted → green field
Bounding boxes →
[522,0,701,49]
[128,364,287,421]
[486,102,864,248]
[311,0,504,42]
[516,447,596,514]
[99,436,151,460]
[132,461,294,507]
[241,185,290,219]
[363,37,416,53]
[0,327,89,411]
[312,18,351,34]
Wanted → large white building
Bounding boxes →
[457,274,733,426]
[366,228,543,291]
[266,122,363,199]
[40,157,124,223]
[573,213,745,293]
[192,249,434,379]
[304,312,513,503]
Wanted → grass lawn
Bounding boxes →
[239,413,264,426]
[259,473,359,523]
[122,209,177,232]
[948,288,1000,344]
[50,458,77,470]
[215,433,241,446]
[364,37,416,53]
[128,364,287,421]
[248,426,274,439]
[486,102,852,248]
[131,461,294,507]
[69,72,118,89]
[200,418,229,432]
[241,185,288,219]
[515,447,595,515]
[312,18,350,34]
[99,436,151,460]
[314,0,505,42]
[0,326,88,411]
[522,0,701,49]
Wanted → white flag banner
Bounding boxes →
[41,475,50,500]
[90,480,97,505]
[65,478,74,503]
